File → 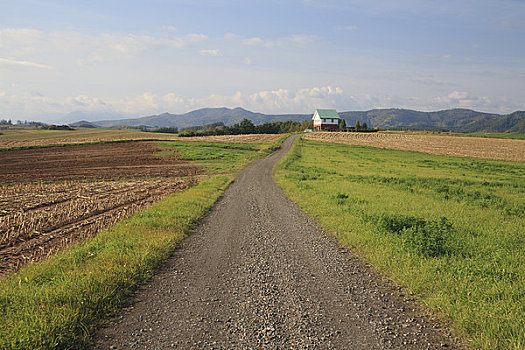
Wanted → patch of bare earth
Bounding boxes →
[0,134,180,149]
[0,133,282,149]
[177,134,282,143]
[0,141,204,184]
[303,132,525,162]
[0,141,203,276]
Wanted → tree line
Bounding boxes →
[178,119,311,137]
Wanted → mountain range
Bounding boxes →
[70,107,525,133]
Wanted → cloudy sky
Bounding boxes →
[1,0,524,121]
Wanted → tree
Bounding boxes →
[339,118,346,131]
[301,120,311,130]
[355,121,360,131]
[362,122,368,130]
[239,118,255,134]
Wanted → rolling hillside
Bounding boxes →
[82,107,524,133]
[94,107,308,129]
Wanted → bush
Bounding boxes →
[40,125,75,131]
[153,127,178,134]
[376,214,452,257]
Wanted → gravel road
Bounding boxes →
[94,135,459,349]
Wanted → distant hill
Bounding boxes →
[78,107,524,133]
[68,120,99,128]
[339,108,525,132]
[93,107,308,129]
[340,109,525,133]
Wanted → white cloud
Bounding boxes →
[238,34,320,48]
[162,25,178,32]
[0,86,348,118]
[199,49,222,56]
[0,57,54,70]
[113,86,346,114]
[242,37,264,46]
[2,86,522,120]
[431,90,495,110]
[224,33,240,40]
[0,28,210,67]
[185,33,209,43]
[336,25,358,31]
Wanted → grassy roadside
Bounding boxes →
[275,137,524,350]
[0,136,287,349]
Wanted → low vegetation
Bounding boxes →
[0,136,286,349]
[178,118,307,137]
[39,125,75,131]
[275,137,524,350]
[466,132,525,140]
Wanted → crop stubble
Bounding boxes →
[0,130,281,149]
[0,142,202,276]
[303,132,525,162]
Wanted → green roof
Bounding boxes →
[314,109,340,119]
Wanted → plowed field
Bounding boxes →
[303,132,525,162]
[0,141,204,184]
[0,141,201,275]
[0,128,282,149]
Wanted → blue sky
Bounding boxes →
[1,0,524,121]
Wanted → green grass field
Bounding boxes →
[275,137,524,350]
[155,139,279,173]
[466,132,525,140]
[0,136,285,349]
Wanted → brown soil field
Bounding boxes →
[0,128,282,148]
[178,134,282,143]
[0,180,186,276]
[303,132,525,162]
[0,141,204,276]
[0,141,204,184]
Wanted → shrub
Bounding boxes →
[376,214,452,257]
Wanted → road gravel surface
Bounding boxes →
[94,135,459,349]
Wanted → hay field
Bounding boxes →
[0,128,282,149]
[303,132,525,162]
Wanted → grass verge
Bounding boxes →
[0,135,288,349]
[275,137,524,350]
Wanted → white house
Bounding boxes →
[312,109,340,131]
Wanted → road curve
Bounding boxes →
[94,135,458,349]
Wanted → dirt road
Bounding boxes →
[94,135,458,349]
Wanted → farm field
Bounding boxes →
[0,127,171,149]
[0,141,204,184]
[384,130,525,140]
[0,141,202,275]
[303,131,525,162]
[0,135,285,349]
[275,137,525,349]
[0,179,186,275]
[0,127,282,149]
[0,137,280,277]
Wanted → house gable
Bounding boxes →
[312,109,340,131]
[313,109,340,120]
